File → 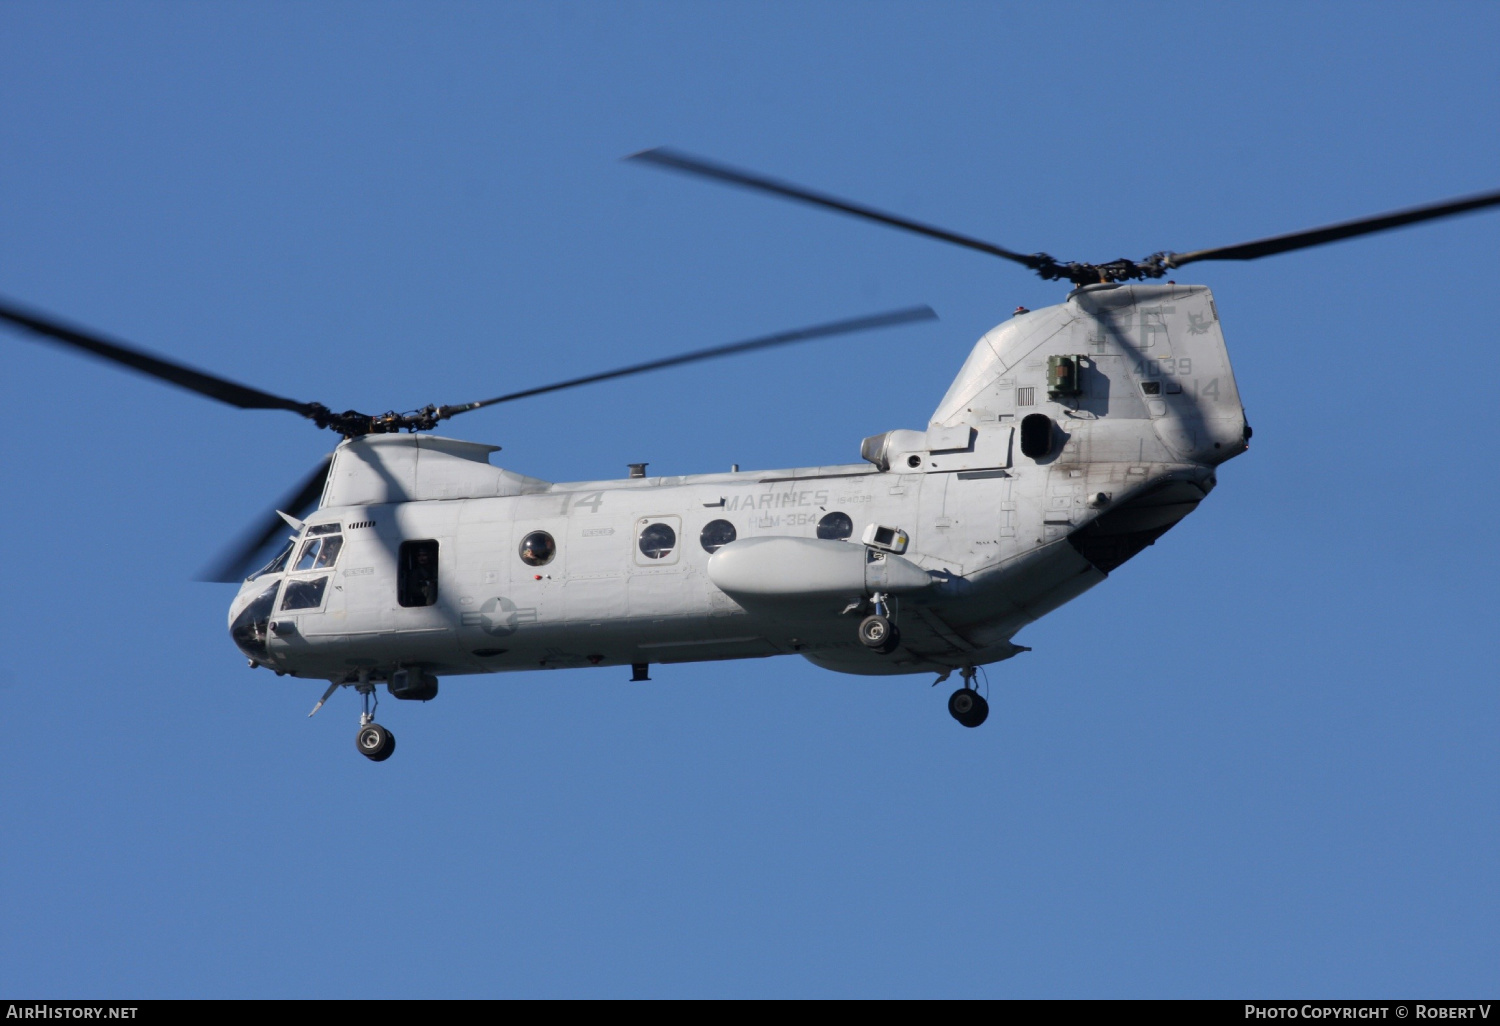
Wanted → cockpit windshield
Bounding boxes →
[248,539,294,581]
[295,529,343,571]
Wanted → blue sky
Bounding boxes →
[1,2,1496,998]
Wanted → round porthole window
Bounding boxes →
[518,530,556,567]
[817,511,854,540]
[700,519,737,553]
[638,522,677,560]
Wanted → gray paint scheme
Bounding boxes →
[229,282,1247,686]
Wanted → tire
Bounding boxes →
[859,615,896,651]
[357,722,394,761]
[948,688,989,728]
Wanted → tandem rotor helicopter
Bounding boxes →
[4,149,1498,761]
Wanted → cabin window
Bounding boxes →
[281,575,329,611]
[518,531,556,567]
[638,522,677,560]
[398,540,440,607]
[817,511,854,540]
[1140,381,1162,396]
[248,540,294,581]
[700,519,737,553]
[1020,413,1054,460]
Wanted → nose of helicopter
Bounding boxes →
[228,576,280,663]
[227,578,257,622]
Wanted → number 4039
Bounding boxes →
[1135,358,1191,376]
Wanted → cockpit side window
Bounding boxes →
[295,540,319,571]
[281,576,329,611]
[295,531,343,572]
[313,535,343,568]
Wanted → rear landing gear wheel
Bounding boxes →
[357,722,396,761]
[858,614,900,654]
[948,688,989,728]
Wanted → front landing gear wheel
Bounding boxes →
[859,614,900,654]
[948,688,989,728]
[357,722,397,761]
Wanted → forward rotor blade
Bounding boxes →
[0,294,318,415]
[197,455,333,583]
[439,305,938,418]
[628,147,1037,268]
[1170,188,1500,267]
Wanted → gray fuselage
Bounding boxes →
[228,282,1248,687]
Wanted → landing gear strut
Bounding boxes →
[948,666,988,728]
[858,592,900,654]
[354,680,396,762]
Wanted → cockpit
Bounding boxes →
[294,524,343,571]
[230,521,345,663]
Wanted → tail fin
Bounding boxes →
[931,282,1248,467]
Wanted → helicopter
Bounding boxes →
[3,149,1497,761]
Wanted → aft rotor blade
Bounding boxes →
[1169,188,1500,267]
[438,305,938,418]
[197,455,333,583]
[628,147,1037,268]
[0,294,319,415]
